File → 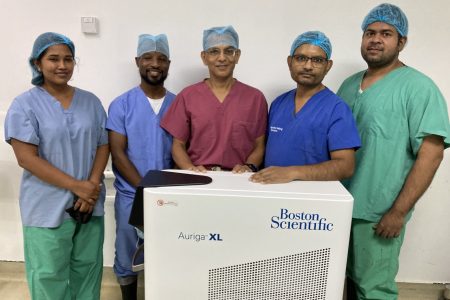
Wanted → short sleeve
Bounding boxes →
[327,101,361,152]
[95,99,108,146]
[160,93,191,142]
[4,99,40,145]
[106,98,127,136]
[254,92,268,138]
[407,81,450,155]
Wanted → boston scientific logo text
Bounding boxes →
[271,208,334,231]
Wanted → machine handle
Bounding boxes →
[131,243,145,272]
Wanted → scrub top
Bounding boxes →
[106,86,176,197]
[265,88,361,167]
[161,80,268,169]
[4,86,108,227]
[337,66,450,222]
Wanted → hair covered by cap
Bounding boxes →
[362,3,408,37]
[137,34,170,58]
[203,26,239,50]
[290,31,332,59]
[29,32,75,86]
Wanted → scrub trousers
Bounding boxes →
[346,218,406,300]
[23,216,104,300]
[114,193,142,285]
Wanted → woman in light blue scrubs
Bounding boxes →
[4,32,109,300]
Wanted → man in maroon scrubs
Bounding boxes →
[161,25,267,173]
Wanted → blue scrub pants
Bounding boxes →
[114,193,142,285]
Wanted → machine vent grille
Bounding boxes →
[208,248,330,300]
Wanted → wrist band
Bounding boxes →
[244,163,258,172]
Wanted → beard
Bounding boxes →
[140,71,168,86]
[361,47,399,69]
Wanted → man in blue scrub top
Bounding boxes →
[251,31,361,184]
[106,34,176,300]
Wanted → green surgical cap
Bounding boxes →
[290,31,332,59]
[29,32,75,86]
[137,34,170,58]
[362,3,408,37]
[203,26,239,50]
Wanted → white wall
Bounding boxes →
[0,0,449,283]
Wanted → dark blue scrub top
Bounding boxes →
[264,88,361,167]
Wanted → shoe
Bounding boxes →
[120,280,137,300]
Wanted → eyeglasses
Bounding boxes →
[292,55,328,68]
[205,47,238,58]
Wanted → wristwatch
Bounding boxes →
[244,163,258,172]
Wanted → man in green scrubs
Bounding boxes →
[337,3,450,299]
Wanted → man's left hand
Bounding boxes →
[374,209,405,238]
[249,166,296,184]
[232,164,252,173]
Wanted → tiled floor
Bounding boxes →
[0,261,447,299]
[0,261,144,300]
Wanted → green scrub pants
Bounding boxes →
[347,219,406,300]
[23,217,104,300]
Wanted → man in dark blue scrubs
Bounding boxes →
[250,31,361,184]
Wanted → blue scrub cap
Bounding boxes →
[203,26,239,50]
[290,31,332,59]
[362,3,408,37]
[137,34,170,58]
[29,32,75,86]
